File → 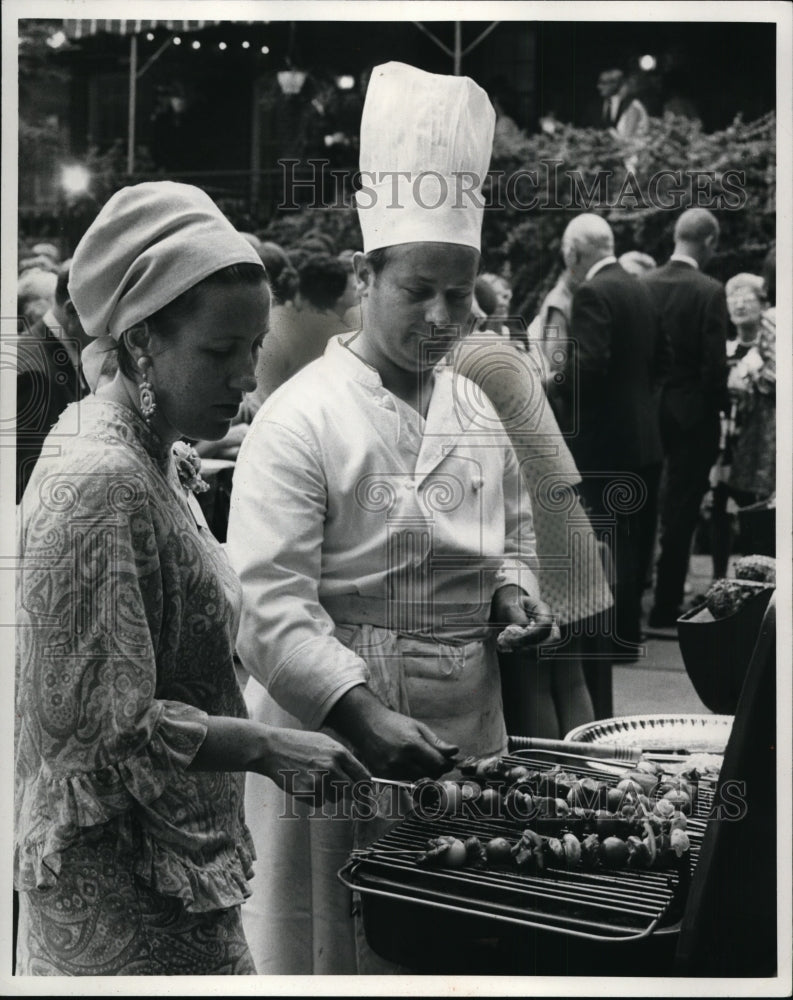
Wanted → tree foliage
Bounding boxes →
[255,112,775,321]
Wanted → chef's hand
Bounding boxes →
[325,685,458,780]
[492,584,561,648]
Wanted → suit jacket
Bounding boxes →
[560,261,671,473]
[16,316,88,502]
[642,260,729,433]
[601,93,632,128]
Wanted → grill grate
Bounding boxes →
[339,752,712,942]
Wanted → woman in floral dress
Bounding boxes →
[15,182,368,975]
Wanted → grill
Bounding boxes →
[339,749,715,973]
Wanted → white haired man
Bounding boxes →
[552,213,672,657]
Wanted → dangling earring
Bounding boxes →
[137,356,157,423]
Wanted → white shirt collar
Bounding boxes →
[40,309,59,336]
[42,309,81,369]
[670,253,699,270]
[585,255,617,282]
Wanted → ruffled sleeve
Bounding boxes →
[15,461,209,890]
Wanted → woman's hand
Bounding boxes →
[256,726,371,804]
[492,584,561,650]
[188,717,369,804]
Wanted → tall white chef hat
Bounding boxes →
[355,62,496,253]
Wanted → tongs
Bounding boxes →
[509,736,640,762]
[507,737,641,773]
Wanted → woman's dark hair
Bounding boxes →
[117,262,268,379]
[298,254,348,311]
[474,276,499,316]
[257,241,298,304]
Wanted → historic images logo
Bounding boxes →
[278,159,748,212]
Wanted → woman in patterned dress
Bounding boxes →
[14,182,368,976]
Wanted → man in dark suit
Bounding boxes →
[556,214,671,654]
[16,260,90,502]
[646,209,729,627]
[596,69,647,136]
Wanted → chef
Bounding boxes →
[227,61,558,974]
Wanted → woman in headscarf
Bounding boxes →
[14,182,368,976]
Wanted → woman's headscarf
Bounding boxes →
[69,181,263,389]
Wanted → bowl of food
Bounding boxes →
[676,556,775,714]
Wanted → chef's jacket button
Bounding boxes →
[495,570,507,582]
[404,480,415,490]
[471,476,484,492]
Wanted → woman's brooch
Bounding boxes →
[173,441,211,495]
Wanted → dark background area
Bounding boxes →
[51,19,776,166]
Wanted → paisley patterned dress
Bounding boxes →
[15,399,256,975]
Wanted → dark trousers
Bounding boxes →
[579,464,661,651]
[653,415,720,616]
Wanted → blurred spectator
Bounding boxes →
[597,69,649,139]
[298,231,336,256]
[476,272,512,317]
[16,260,91,501]
[619,251,657,276]
[286,247,311,275]
[473,275,500,319]
[475,272,528,349]
[557,213,670,655]
[248,253,351,410]
[31,242,61,264]
[709,273,775,569]
[17,268,58,332]
[528,266,581,392]
[645,208,728,627]
[257,241,299,305]
[239,232,264,255]
[597,68,649,172]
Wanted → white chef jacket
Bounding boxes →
[227,334,539,729]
